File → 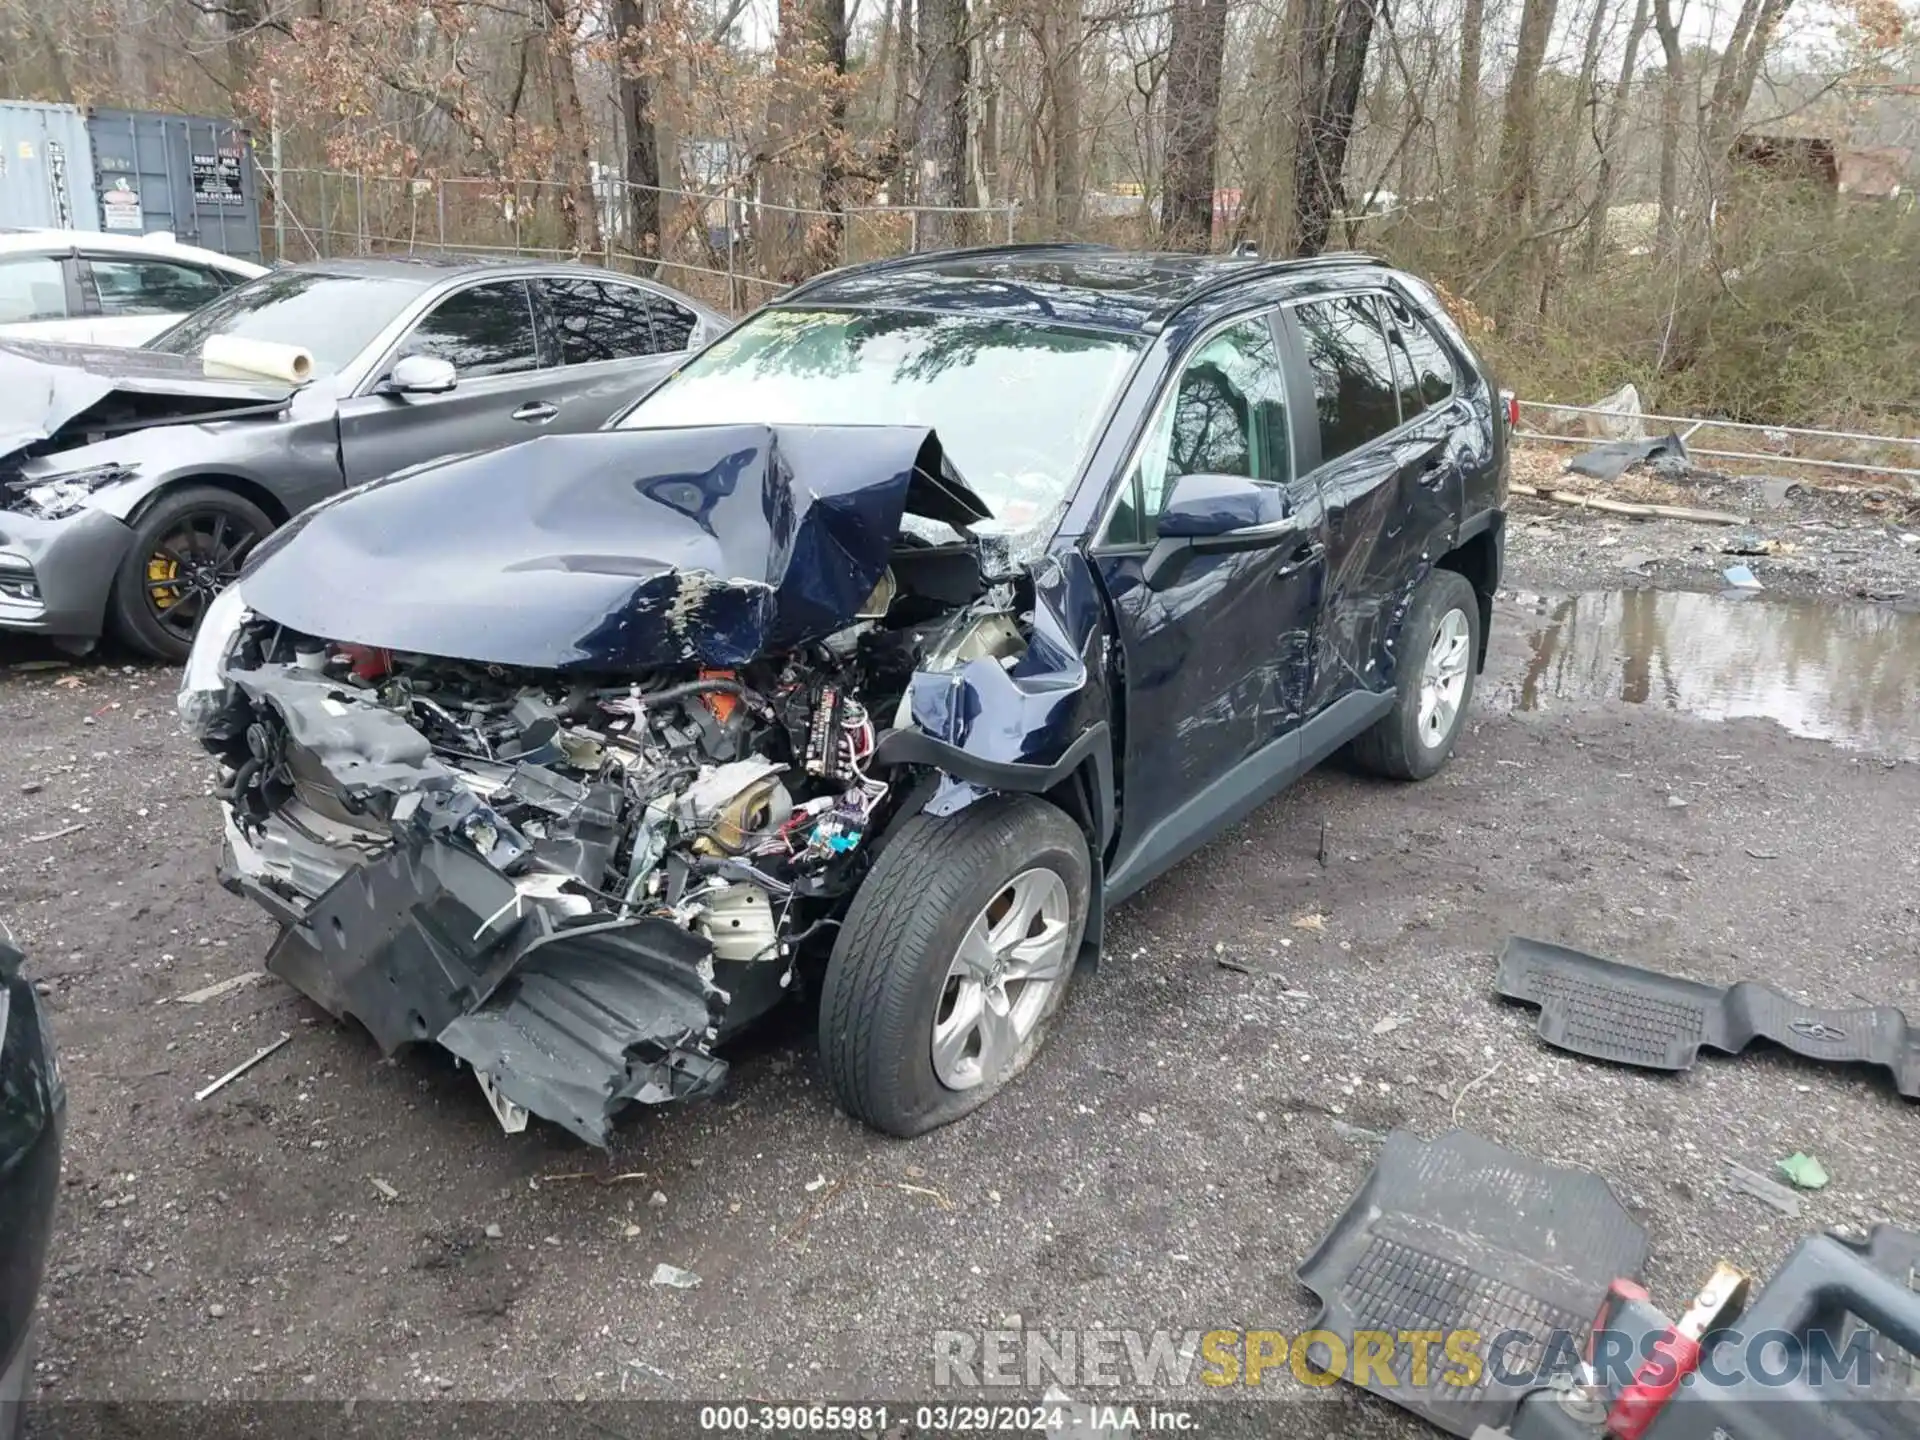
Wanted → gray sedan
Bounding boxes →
[0,257,726,659]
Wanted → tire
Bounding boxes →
[1349,568,1482,781]
[818,795,1090,1138]
[108,486,275,662]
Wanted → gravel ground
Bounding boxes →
[6,475,1919,1437]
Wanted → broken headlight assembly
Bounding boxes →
[176,583,252,734]
[2,463,137,520]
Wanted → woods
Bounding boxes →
[2,0,1916,427]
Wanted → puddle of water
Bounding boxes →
[1500,589,1920,760]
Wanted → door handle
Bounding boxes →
[512,401,560,423]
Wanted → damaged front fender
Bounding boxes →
[243,837,727,1147]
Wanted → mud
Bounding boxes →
[4,511,1918,1435]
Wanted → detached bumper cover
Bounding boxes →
[1497,937,1920,1100]
[227,838,728,1146]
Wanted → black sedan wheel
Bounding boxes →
[109,487,273,662]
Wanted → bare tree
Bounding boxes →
[1161,0,1228,247]
[1493,0,1559,226]
[1294,0,1380,254]
[915,0,972,242]
[612,0,663,265]
[1582,0,1650,270]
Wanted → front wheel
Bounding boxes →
[1349,567,1482,781]
[818,795,1090,1138]
[108,485,273,662]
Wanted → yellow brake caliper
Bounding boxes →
[147,553,181,610]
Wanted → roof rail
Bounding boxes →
[779,240,1120,305]
[1161,249,1389,322]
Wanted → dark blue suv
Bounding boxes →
[1,942,61,1440]
[187,243,1507,1147]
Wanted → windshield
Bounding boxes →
[620,309,1142,526]
[145,270,428,377]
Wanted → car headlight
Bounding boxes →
[177,583,250,734]
[5,464,136,521]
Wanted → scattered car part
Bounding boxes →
[1565,431,1691,482]
[1725,1159,1804,1218]
[1296,1128,1648,1438]
[1468,1223,1920,1440]
[0,940,63,1440]
[1496,937,1920,1099]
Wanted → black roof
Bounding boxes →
[781,243,1389,334]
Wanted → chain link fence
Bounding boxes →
[263,168,1018,312]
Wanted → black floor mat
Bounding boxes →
[1496,937,1920,1099]
[1295,1129,1648,1437]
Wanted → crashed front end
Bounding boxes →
[179,423,1054,1146]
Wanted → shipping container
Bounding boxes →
[0,100,100,232]
[86,108,263,262]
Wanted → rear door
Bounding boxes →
[335,279,548,484]
[78,253,234,345]
[1093,311,1328,894]
[1282,293,1424,716]
[530,275,706,425]
[0,251,85,344]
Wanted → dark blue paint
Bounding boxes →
[1155,473,1292,539]
[238,424,990,670]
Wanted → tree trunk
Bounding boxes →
[540,0,602,253]
[1582,0,1650,270]
[1045,1,1085,232]
[613,0,663,267]
[914,0,971,245]
[1294,0,1377,256]
[1493,0,1559,227]
[890,0,916,201]
[1652,0,1685,263]
[1161,0,1229,249]
[1453,0,1485,201]
[818,0,850,257]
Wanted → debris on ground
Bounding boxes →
[1331,1119,1387,1144]
[1726,1160,1804,1216]
[1567,431,1692,483]
[1371,1015,1403,1036]
[368,1177,400,1203]
[483,1223,503,1239]
[1291,912,1328,933]
[169,972,266,1005]
[1722,564,1764,590]
[192,1032,293,1102]
[650,1263,701,1290]
[25,823,88,844]
[803,1174,828,1193]
[1776,1152,1831,1191]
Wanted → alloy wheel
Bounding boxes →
[930,867,1073,1091]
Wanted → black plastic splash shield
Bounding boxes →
[1496,937,1920,1099]
[261,838,726,1147]
[1295,1128,1648,1438]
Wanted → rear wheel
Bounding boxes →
[108,486,273,662]
[818,795,1089,1138]
[1349,568,1481,781]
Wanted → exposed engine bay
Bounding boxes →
[200,565,1029,1145]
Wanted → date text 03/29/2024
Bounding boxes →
[696,1404,1200,1433]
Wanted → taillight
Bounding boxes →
[1502,391,1520,430]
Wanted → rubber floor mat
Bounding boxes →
[1496,937,1920,1099]
[1296,1129,1648,1437]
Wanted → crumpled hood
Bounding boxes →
[239,423,993,671]
[0,339,293,463]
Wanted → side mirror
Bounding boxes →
[1156,472,1291,540]
[386,354,457,396]
[1145,473,1300,590]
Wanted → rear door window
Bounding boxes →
[87,257,230,316]
[1383,292,1456,414]
[1291,295,1402,463]
[0,256,69,323]
[541,278,700,362]
[397,281,539,378]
